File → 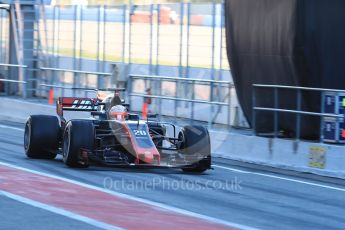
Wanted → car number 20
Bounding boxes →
[134,130,147,136]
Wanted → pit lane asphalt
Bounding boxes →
[1,121,345,230]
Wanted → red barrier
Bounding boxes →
[190,15,205,26]
[48,89,54,105]
[142,102,148,120]
[131,7,177,25]
[131,12,152,23]
[160,6,171,24]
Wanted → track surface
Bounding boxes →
[1,121,345,230]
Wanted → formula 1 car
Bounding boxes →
[23,89,211,173]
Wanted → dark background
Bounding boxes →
[225,0,345,139]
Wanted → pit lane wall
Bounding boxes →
[212,132,345,179]
[0,98,90,122]
[1,97,345,179]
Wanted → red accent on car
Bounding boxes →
[121,123,160,165]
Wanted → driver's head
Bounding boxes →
[109,105,127,120]
[110,94,122,107]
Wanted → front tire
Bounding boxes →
[178,125,211,173]
[63,120,94,168]
[24,115,60,159]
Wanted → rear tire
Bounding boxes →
[178,125,211,173]
[24,115,60,159]
[63,120,94,168]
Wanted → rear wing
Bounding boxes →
[57,97,99,116]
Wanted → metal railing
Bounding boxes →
[29,67,237,128]
[0,63,27,68]
[129,74,234,128]
[40,67,111,77]
[40,67,112,97]
[0,78,26,84]
[0,63,27,98]
[252,84,345,141]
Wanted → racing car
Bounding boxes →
[23,89,211,173]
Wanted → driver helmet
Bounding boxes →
[109,105,128,120]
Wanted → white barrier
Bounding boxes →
[1,97,345,179]
[0,98,89,123]
[211,131,345,179]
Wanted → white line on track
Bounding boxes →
[0,191,124,230]
[213,165,345,192]
[0,124,24,132]
[0,161,256,230]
